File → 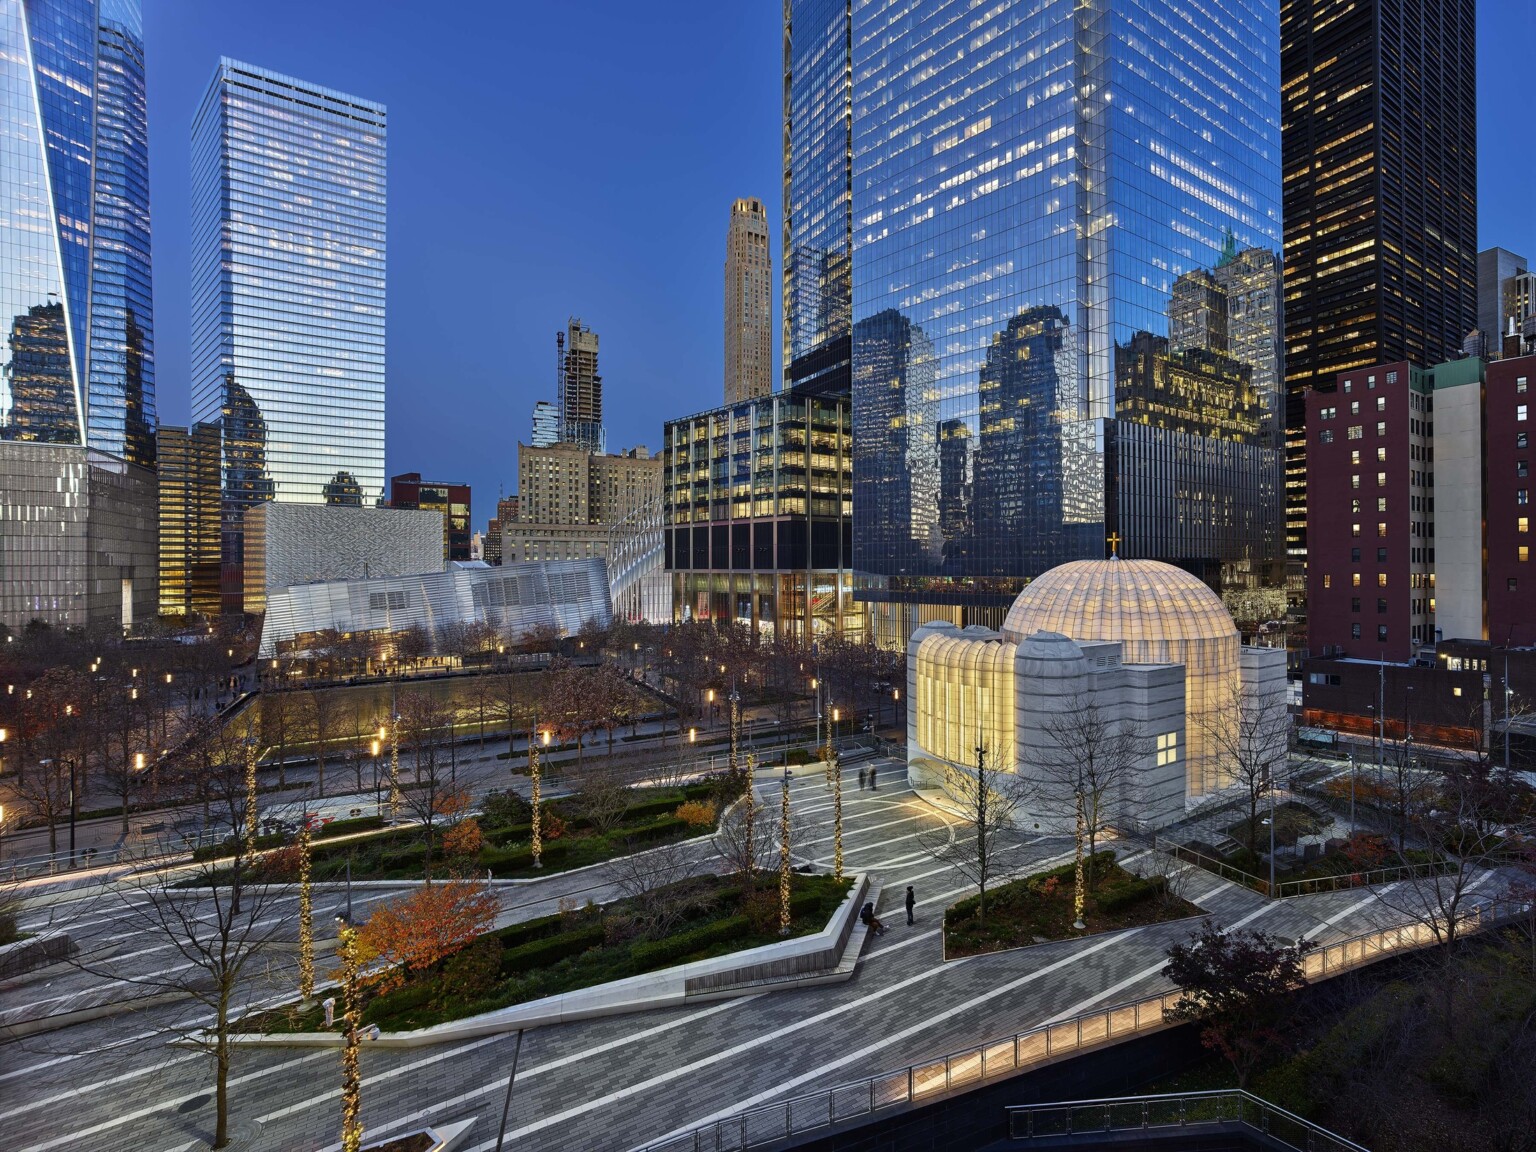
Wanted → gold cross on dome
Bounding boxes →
[1106,531,1121,557]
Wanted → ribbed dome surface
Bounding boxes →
[1002,558,1236,650]
[1001,557,1239,796]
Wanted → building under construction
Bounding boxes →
[559,318,604,454]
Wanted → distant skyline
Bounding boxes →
[145,0,1532,518]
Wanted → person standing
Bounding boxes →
[857,765,867,790]
[869,764,878,790]
[905,885,916,925]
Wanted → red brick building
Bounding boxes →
[388,473,472,563]
[1304,361,1431,661]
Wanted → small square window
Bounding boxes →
[1377,497,1388,512]
[1378,597,1388,613]
[1522,546,1531,563]
[1520,518,1529,534]
[1519,461,1529,477]
[1352,573,1362,587]
[1351,623,1362,639]
[1320,428,1334,444]
[1518,377,1528,393]
[1387,370,1398,384]
[1520,490,1530,506]
[1351,401,1361,416]
[1351,547,1361,561]
[1352,523,1361,538]
[1519,405,1529,422]
[1377,397,1387,411]
[1378,523,1388,537]
[1377,471,1387,487]
[1378,625,1388,641]
[1378,573,1388,587]
[1377,547,1387,561]
[1520,433,1530,449]
[1376,421,1387,436]
[1351,597,1361,612]
[1377,447,1387,462]
[1453,686,1462,697]
[1352,450,1362,465]
[1511,578,1520,593]
[1348,426,1364,440]
[1344,379,1353,392]
[1323,574,1332,588]
[1351,474,1360,489]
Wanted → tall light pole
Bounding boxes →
[1267,761,1277,897]
[779,766,793,936]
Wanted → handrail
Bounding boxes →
[634,895,1532,1152]
[1006,1089,1367,1150]
[1161,841,1449,899]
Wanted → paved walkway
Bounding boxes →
[0,760,1505,1152]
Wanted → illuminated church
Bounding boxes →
[905,557,1287,831]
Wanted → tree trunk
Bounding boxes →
[214,989,231,1147]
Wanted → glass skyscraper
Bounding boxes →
[0,0,157,629]
[817,0,1284,629]
[0,0,153,461]
[190,58,387,606]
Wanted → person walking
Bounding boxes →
[868,764,878,790]
[905,885,916,925]
[858,765,867,790]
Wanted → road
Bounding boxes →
[1,758,1504,1152]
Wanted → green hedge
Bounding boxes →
[493,911,566,952]
[1095,876,1167,913]
[317,815,385,839]
[630,915,750,970]
[500,924,605,973]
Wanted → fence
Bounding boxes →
[1162,841,1449,900]
[636,895,1532,1152]
[1006,1090,1367,1151]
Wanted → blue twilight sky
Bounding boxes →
[145,0,1536,525]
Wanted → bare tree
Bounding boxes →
[396,690,459,879]
[301,683,343,799]
[1199,679,1293,850]
[1036,691,1144,890]
[66,735,287,1148]
[713,787,777,879]
[574,759,632,835]
[917,741,1023,927]
[603,840,704,936]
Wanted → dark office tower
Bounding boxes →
[782,0,852,396]
[1281,0,1477,571]
[852,309,939,574]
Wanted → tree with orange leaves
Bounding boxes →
[354,878,498,993]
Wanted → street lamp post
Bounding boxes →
[1267,763,1277,896]
[1347,752,1356,833]
[68,757,78,868]
[369,739,382,817]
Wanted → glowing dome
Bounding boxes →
[1002,558,1239,795]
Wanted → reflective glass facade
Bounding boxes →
[843,0,1284,611]
[1,0,152,461]
[783,0,853,394]
[88,0,154,466]
[190,58,387,519]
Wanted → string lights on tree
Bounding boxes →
[779,766,793,935]
[297,820,315,1002]
[336,918,364,1152]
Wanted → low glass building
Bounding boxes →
[663,385,857,639]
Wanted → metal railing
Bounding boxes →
[636,895,1532,1152]
[1161,841,1449,900]
[1007,1090,1367,1150]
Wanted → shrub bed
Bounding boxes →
[244,871,852,1034]
[944,851,1200,957]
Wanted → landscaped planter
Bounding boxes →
[362,1116,474,1152]
[0,933,76,980]
[224,872,869,1048]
